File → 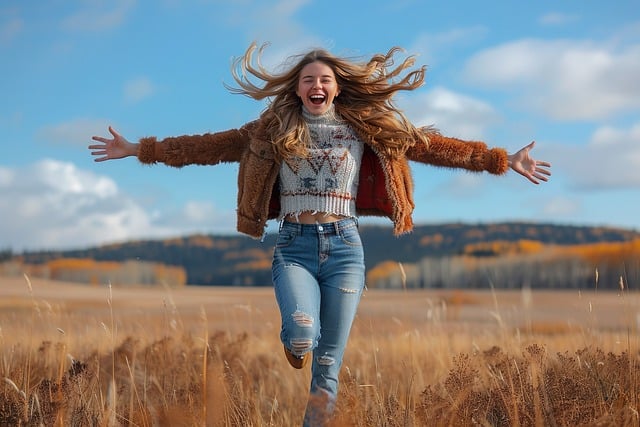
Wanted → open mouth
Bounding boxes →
[309,94,326,105]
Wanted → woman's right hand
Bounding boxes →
[89,126,138,162]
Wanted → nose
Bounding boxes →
[312,78,322,88]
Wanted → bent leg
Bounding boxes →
[272,259,321,358]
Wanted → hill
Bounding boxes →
[13,221,640,289]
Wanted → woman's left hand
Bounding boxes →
[508,141,551,185]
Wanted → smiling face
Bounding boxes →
[296,61,340,116]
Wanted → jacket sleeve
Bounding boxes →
[136,122,255,167]
[406,131,509,175]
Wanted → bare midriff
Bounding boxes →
[284,212,348,224]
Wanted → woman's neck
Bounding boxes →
[302,104,338,123]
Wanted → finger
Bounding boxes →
[108,126,120,138]
[533,172,549,182]
[527,176,540,185]
[91,136,109,143]
[532,167,551,181]
[88,143,106,149]
[518,170,539,185]
[536,161,551,168]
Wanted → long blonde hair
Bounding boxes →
[227,42,430,159]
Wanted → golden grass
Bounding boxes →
[0,275,638,426]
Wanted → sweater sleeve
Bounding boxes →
[137,125,252,167]
[406,131,509,175]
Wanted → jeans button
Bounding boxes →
[318,225,323,232]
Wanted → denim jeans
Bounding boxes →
[272,218,365,426]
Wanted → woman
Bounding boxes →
[90,42,551,426]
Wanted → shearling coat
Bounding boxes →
[137,118,509,238]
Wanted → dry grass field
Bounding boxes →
[1,274,638,426]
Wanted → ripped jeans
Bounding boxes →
[272,218,365,426]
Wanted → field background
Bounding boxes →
[1,275,638,426]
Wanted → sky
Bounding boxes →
[1,0,640,252]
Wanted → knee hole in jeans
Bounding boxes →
[317,355,335,366]
[289,338,313,356]
[291,309,314,327]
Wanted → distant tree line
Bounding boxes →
[8,222,640,289]
[0,248,12,262]
[2,258,186,287]
[366,239,640,290]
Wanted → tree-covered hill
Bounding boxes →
[15,222,639,288]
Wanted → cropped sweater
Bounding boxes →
[136,113,510,238]
[279,106,364,220]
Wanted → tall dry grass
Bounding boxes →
[0,274,638,426]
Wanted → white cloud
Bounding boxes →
[0,160,145,251]
[124,77,156,103]
[541,196,581,216]
[0,167,12,186]
[463,39,640,120]
[156,201,236,234]
[40,159,117,195]
[549,122,640,190]
[183,201,219,223]
[402,86,500,139]
[61,0,136,32]
[0,160,236,251]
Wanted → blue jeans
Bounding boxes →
[272,218,365,426]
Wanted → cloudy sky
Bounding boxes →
[2,0,639,251]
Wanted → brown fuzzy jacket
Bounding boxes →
[137,119,509,238]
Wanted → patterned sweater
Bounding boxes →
[279,106,364,220]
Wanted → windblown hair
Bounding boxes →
[227,42,430,159]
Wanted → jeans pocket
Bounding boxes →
[275,230,297,248]
[339,226,362,247]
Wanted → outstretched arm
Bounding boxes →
[508,141,551,185]
[89,125,249,166]
[89,126,138,162]
[407,132,551,184]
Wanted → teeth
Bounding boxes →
[310,95,325,104]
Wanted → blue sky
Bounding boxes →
[2,0,639,251]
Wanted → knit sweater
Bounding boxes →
[279,106,364,220]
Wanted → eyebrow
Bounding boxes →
[301,74,334,79]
